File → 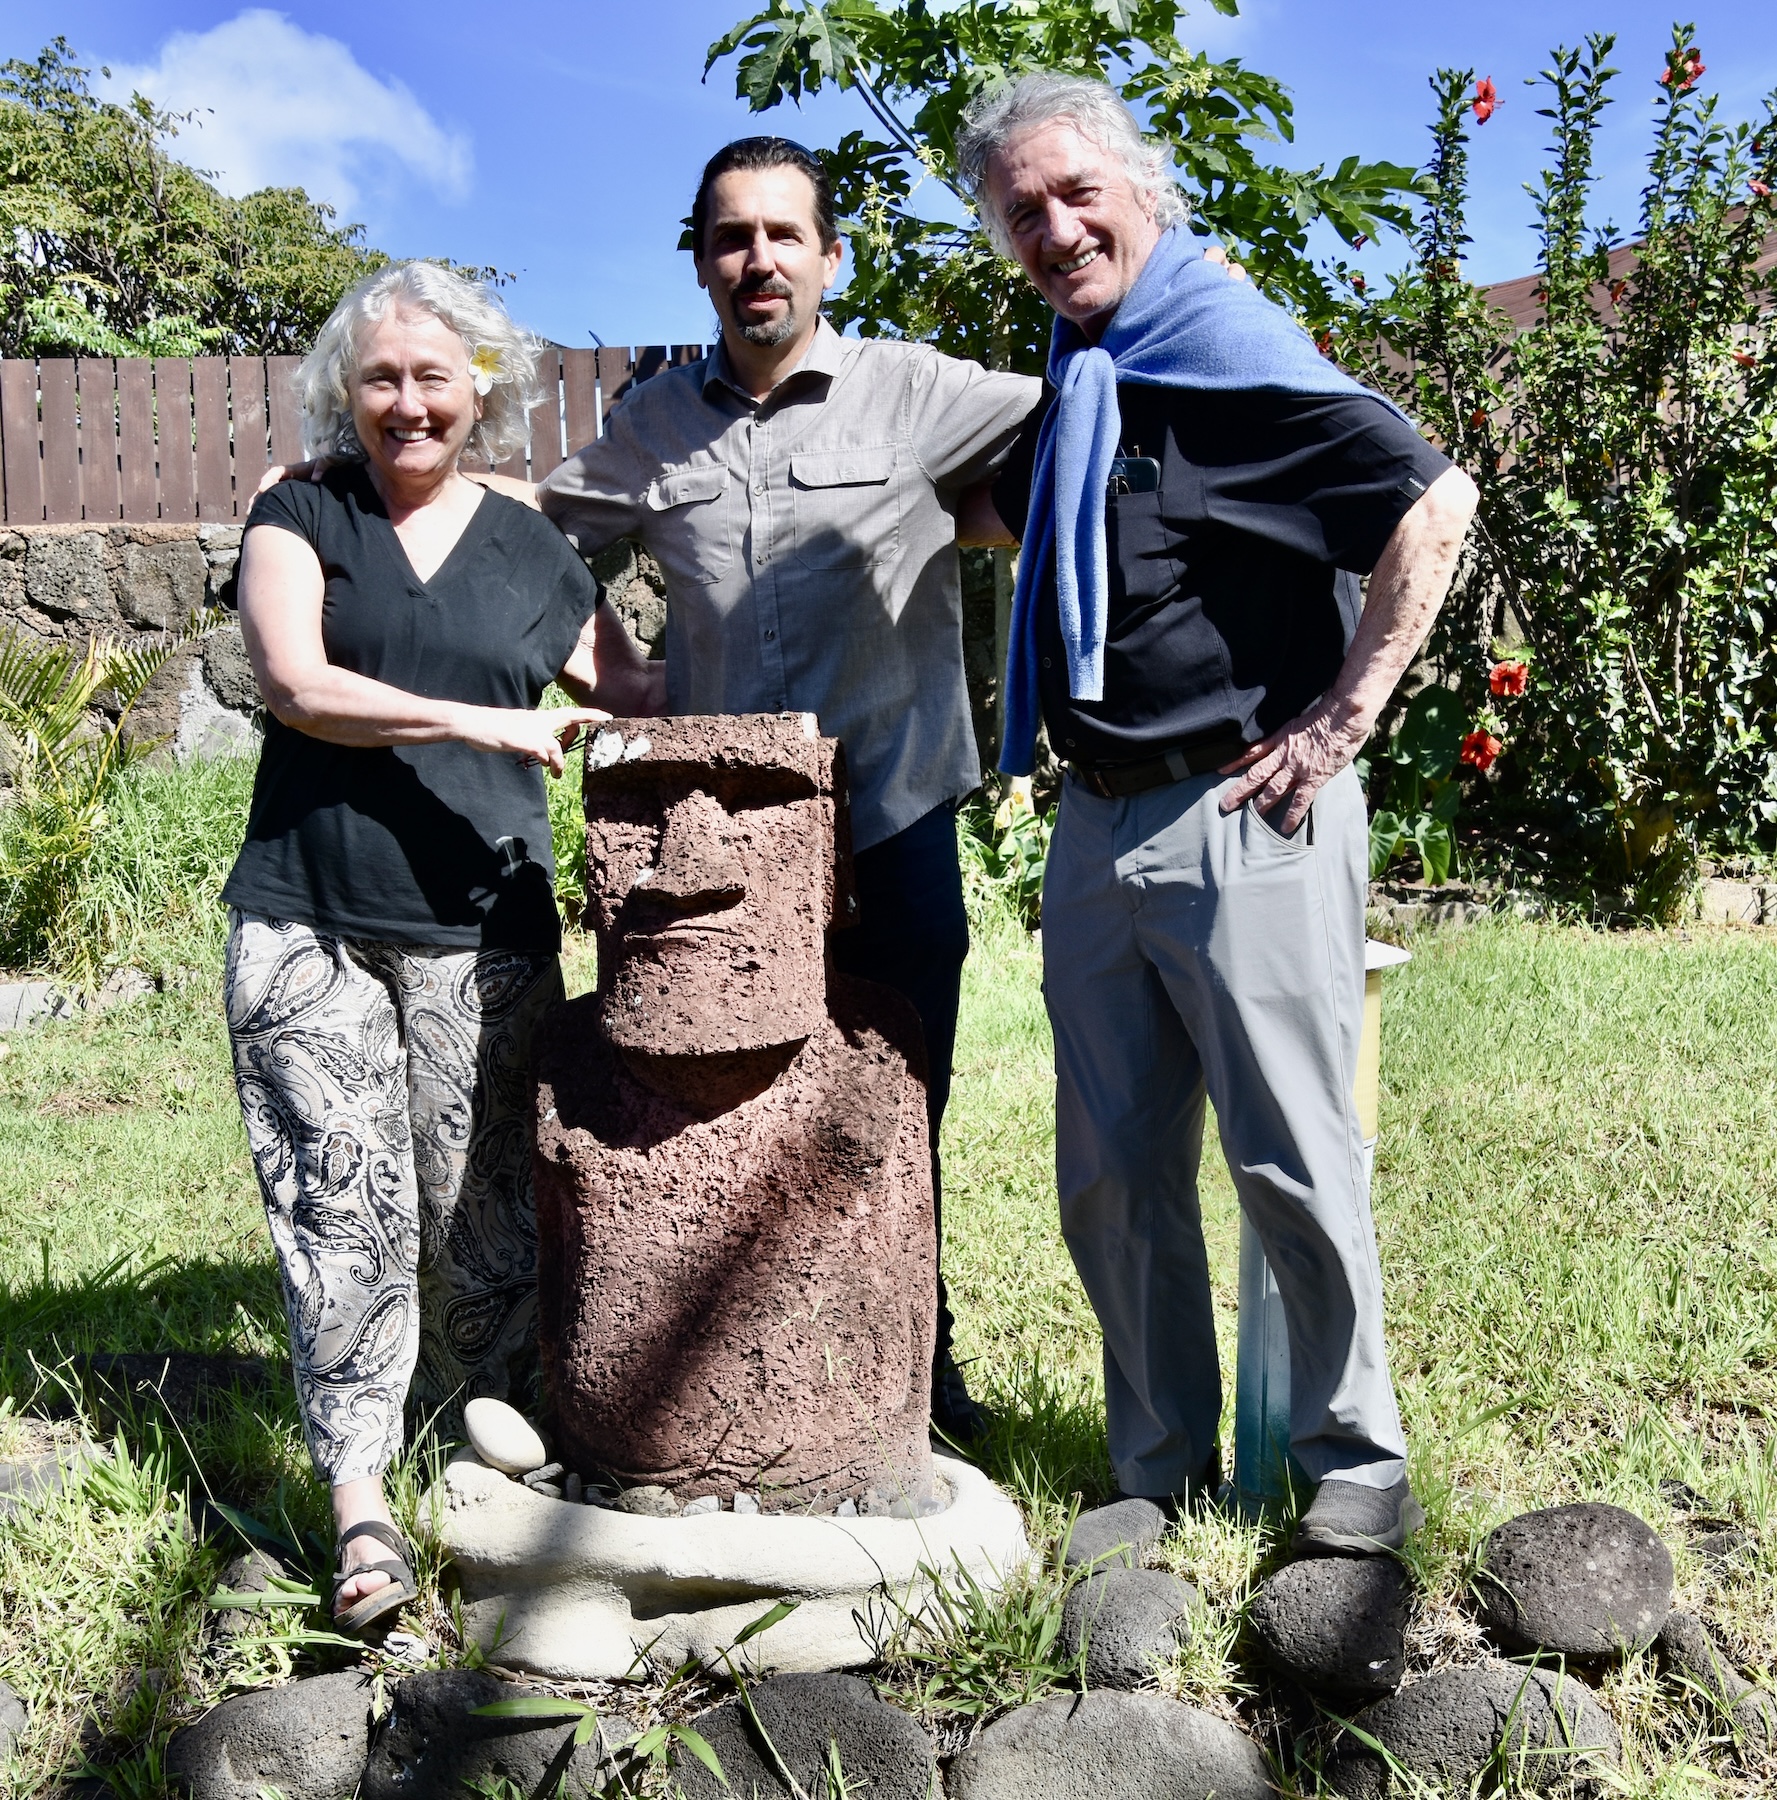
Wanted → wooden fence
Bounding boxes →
[0,344,710,526]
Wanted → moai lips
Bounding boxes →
[533,714,937,1511]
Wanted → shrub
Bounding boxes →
[1343,24,1777,915]
[0,622,218,981]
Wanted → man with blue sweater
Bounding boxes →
[957,74,1478,1553]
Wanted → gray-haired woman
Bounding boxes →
[223,261,660,1633]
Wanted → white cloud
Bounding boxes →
[100,9,471,217]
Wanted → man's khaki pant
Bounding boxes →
[1041,763,1408,1499]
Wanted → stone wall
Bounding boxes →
[2,524,1002,778]
[0,523,258,761]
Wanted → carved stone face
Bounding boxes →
[582,715,843,1057]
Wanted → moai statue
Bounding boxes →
[532,714,938,1512]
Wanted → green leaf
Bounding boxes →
[1412,815,1455,886]
[1392,686,1469,780]
[1369,810,1406,879]
[668,1724,729,1783]
[730,1595,801,1647]
[469,1697,595,1723]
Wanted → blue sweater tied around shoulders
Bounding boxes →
[998,225,1404,778]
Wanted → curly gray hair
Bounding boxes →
[955,72,1189,258]
[295,262,545,463]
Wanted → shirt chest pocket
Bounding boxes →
[645,463,733,586]
[1105,487,1185,612]
[789,447,898,571]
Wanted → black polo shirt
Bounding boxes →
[223,465,600,950]
[991,386,1452,767]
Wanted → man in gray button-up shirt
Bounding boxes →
[542,316,1033,851]
[540,136,1040,1444]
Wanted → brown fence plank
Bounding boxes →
[117,360,157,521]
[529,345,563,482]
[669,343,706,369]
[596,345,636,420]
[562,348,598,451]
[0,362,43,524]
[154,361,197,521]
[78,360,122,521]
[230,358,268,507]
[192,357,232,520]
[117,354,157,518]
[38,360,82,522]
[266,356,304,465]
[632,345,670,389]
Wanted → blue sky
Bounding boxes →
[4,2,1774,349]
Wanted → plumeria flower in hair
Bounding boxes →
[469,344,503,396]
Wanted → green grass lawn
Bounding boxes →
[0,759,1773,1794]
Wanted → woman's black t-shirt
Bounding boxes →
[221,465,600,951]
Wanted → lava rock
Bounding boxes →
[0,1680,26,1762]
[947,1690,1275,1800]
[1692,1526,1753,1573]
[1247,1556,1410,1699]
[615,1484,681,1517]
[201,626,261,713]
[1060,1568,1201,1690]
[1325,1660,1621,1798]
[669,1673,937,1800]
[1657,1610,1776,1750]
[165,1671,372,1800]
[359,1669,614,1800]
[1062,1498,1168,1571]
[1476,1503,1673,1655]
[0,1440,101,1518]
[462,1397,547,1476]
[209,1547,300,1641]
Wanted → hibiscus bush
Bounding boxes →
[1340,23,1777,916]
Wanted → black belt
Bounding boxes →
[1066,737,1247,800]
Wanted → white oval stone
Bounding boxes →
[463,1398,547,1476]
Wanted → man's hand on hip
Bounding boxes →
[1217,464,1480,838]
[1217,695,1367,837]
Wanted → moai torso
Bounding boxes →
[532,715,938,1511]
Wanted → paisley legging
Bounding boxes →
[223,910,563,1484]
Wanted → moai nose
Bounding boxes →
[649,788,745,908]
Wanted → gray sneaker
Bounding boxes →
[1293,1477,1425,1557]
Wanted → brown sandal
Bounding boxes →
[331,1519,418,1636]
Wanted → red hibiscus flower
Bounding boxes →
[1472,78,1498,123]
[1352,235,1368,250]
[1460,731,1503,772]
[1350,273,1367,295]
[1734,351,1757,368]
[1314,329,1334,355]
[1661,48,1705,90]
[1489,660,1529,697]
[1469,408,1489,429]
[1752,179,1773,198]
[1609,278,1629,303]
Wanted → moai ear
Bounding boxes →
[822,738,859,931]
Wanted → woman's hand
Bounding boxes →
[451,704,609,776]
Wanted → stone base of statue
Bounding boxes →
[428,1449,1027,1678]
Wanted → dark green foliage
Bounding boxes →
[1367,687,1468,884]
[1341,24,1777,913]
[703,0,1424,368]
[0,39,387,357]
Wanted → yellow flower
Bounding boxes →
[469,344,502,395]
